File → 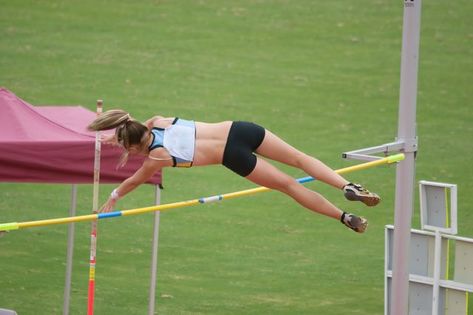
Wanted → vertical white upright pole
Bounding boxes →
[87,100,103,315]
[431,231,442,315]
[391,1,422,314]
[148,185,161,315]
[63,184,77,315]
[385,227,390,315]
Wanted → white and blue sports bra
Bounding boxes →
[148,118,196,167]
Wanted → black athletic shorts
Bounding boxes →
[222,121,266,177]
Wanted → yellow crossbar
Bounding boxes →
[0,153,404,232]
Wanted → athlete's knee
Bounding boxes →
[289,152,310,169]
[270,175,299,193]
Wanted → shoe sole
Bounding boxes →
[344,215,369,233]
[345,191,381,207]
[356,219,368,233]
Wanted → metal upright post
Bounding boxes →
[148,185,162,315]
[342,2,421,314]
[391,1,422,314]
[63,184,77,315]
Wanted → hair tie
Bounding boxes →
[120,113,131,125]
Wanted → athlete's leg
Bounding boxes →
[246,157,369,232]
[245,157,343,220]
[255,130,349,189]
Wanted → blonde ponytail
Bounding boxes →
[87,109,130,131]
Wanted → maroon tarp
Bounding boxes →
[0,88,161,184]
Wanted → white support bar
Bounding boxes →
[343,136,418,162]
[440,280,473,293]
[385,227,391,315]
[343,140,406,161]
[432,231,442,315]
[386,272,473,293]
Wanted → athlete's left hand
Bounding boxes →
[98,198,116,213]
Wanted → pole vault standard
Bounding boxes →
[0,154,404,232]
[392,2,421,314]
[343,1,421,314]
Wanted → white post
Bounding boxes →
[63,184,77,315]
[148,185,161,315]
[87,100,103,315]
[431,231,442,315]
[391,1,422,314]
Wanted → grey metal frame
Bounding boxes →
[63,184,77,315]
[148,185,162,315]
[419,181,458,235]
[385,225,473,315]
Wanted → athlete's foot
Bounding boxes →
[341,212,368,233]
[343,183,380,207]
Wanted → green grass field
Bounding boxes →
[1,1,472,314]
